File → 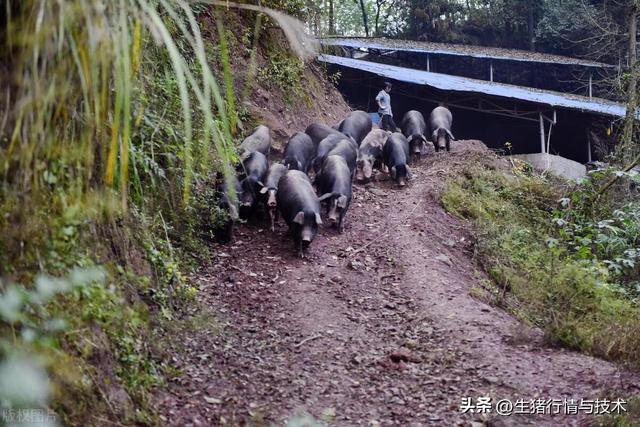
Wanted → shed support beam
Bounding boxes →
[490,60,494,82]
[539,112,546,153]
[589,72,593,98]
[427,54,430,72]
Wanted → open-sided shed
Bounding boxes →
[318,54,631,162]
[321,37,619,99]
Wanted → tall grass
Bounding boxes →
[0,0,232,209]
[0,0,316,422]
[2,0,314,214]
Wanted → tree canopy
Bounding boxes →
[310,0,636,64]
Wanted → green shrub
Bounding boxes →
[259,52,307,105]
[442,164,640,366]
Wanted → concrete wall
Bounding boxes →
[513,153,586,181]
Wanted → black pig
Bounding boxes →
[276,170,323,258]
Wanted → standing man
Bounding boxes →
[376,81,397,131]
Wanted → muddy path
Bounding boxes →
[156,143,640,426]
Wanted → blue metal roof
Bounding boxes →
[322,38,616,68]
[319,54,628,118]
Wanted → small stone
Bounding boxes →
[389,347,412,363]
[484,376,499,384]
[436,254,453,266]
[349,260,364,270]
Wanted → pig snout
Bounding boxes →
[357,160,373,181]
[267,191,277,208]
[328,208,339,225]
[301,226,314,243]
[363,163,373,179]
[398,177,406,187]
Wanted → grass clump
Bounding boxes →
[1,0,316,423]
[259,51,308,105]
[442,159,640,366]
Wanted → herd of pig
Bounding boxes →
[218,106,455,257]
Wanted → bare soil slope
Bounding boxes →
[156,141,640,426]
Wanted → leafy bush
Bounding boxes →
[442,162,640,366]
[552,170,640,300]
[0,269,105,421]
[259,52,308,105]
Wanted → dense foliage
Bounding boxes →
[442,156,640,366]
[312,0,634,63]
[0,1,301,424]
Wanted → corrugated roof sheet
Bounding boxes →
[321,37,616,68]
[318,54,628,118]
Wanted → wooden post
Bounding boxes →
[489,60,494,82]
[588,72,593,98]
[539,112,545,153]
[587,130,593,163]
[427,54,430,72]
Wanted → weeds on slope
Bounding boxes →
[0,1,312,424]
[442,155,640,367]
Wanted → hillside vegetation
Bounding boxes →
[442,156,640,366]
[0,3,346,424]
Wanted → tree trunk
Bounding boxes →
[527,2,535,51]
[358,0,369,37]
[328,0,335,34]
[375,0,382,36]
[621,1,639,163]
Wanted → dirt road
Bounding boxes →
[156,143,640,426]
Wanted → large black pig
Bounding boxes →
[259,163,288,232]
[305,123,347,146]
[383,132,411,187]
[276,170,323,258]
[400,110,428,160]
[356,129,388,182]
[317,155,353,232]
[313,134,348,173]
[429,106,455,152]
[238,151,268,217]
[282,132,315,173]
[239,125,272,160]
[325,138,358,177]
[338,110,372,146]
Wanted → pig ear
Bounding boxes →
[293,211,305,225]
[337,195,348,208]
[390,166,397,178]
[318,193,333,202]
[431,130,438,142]
[256,181,264,188]
[259,187,269,194]
[315,213,323,225]
[446,129,455,140]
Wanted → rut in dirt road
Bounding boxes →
[156,142,640,426]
